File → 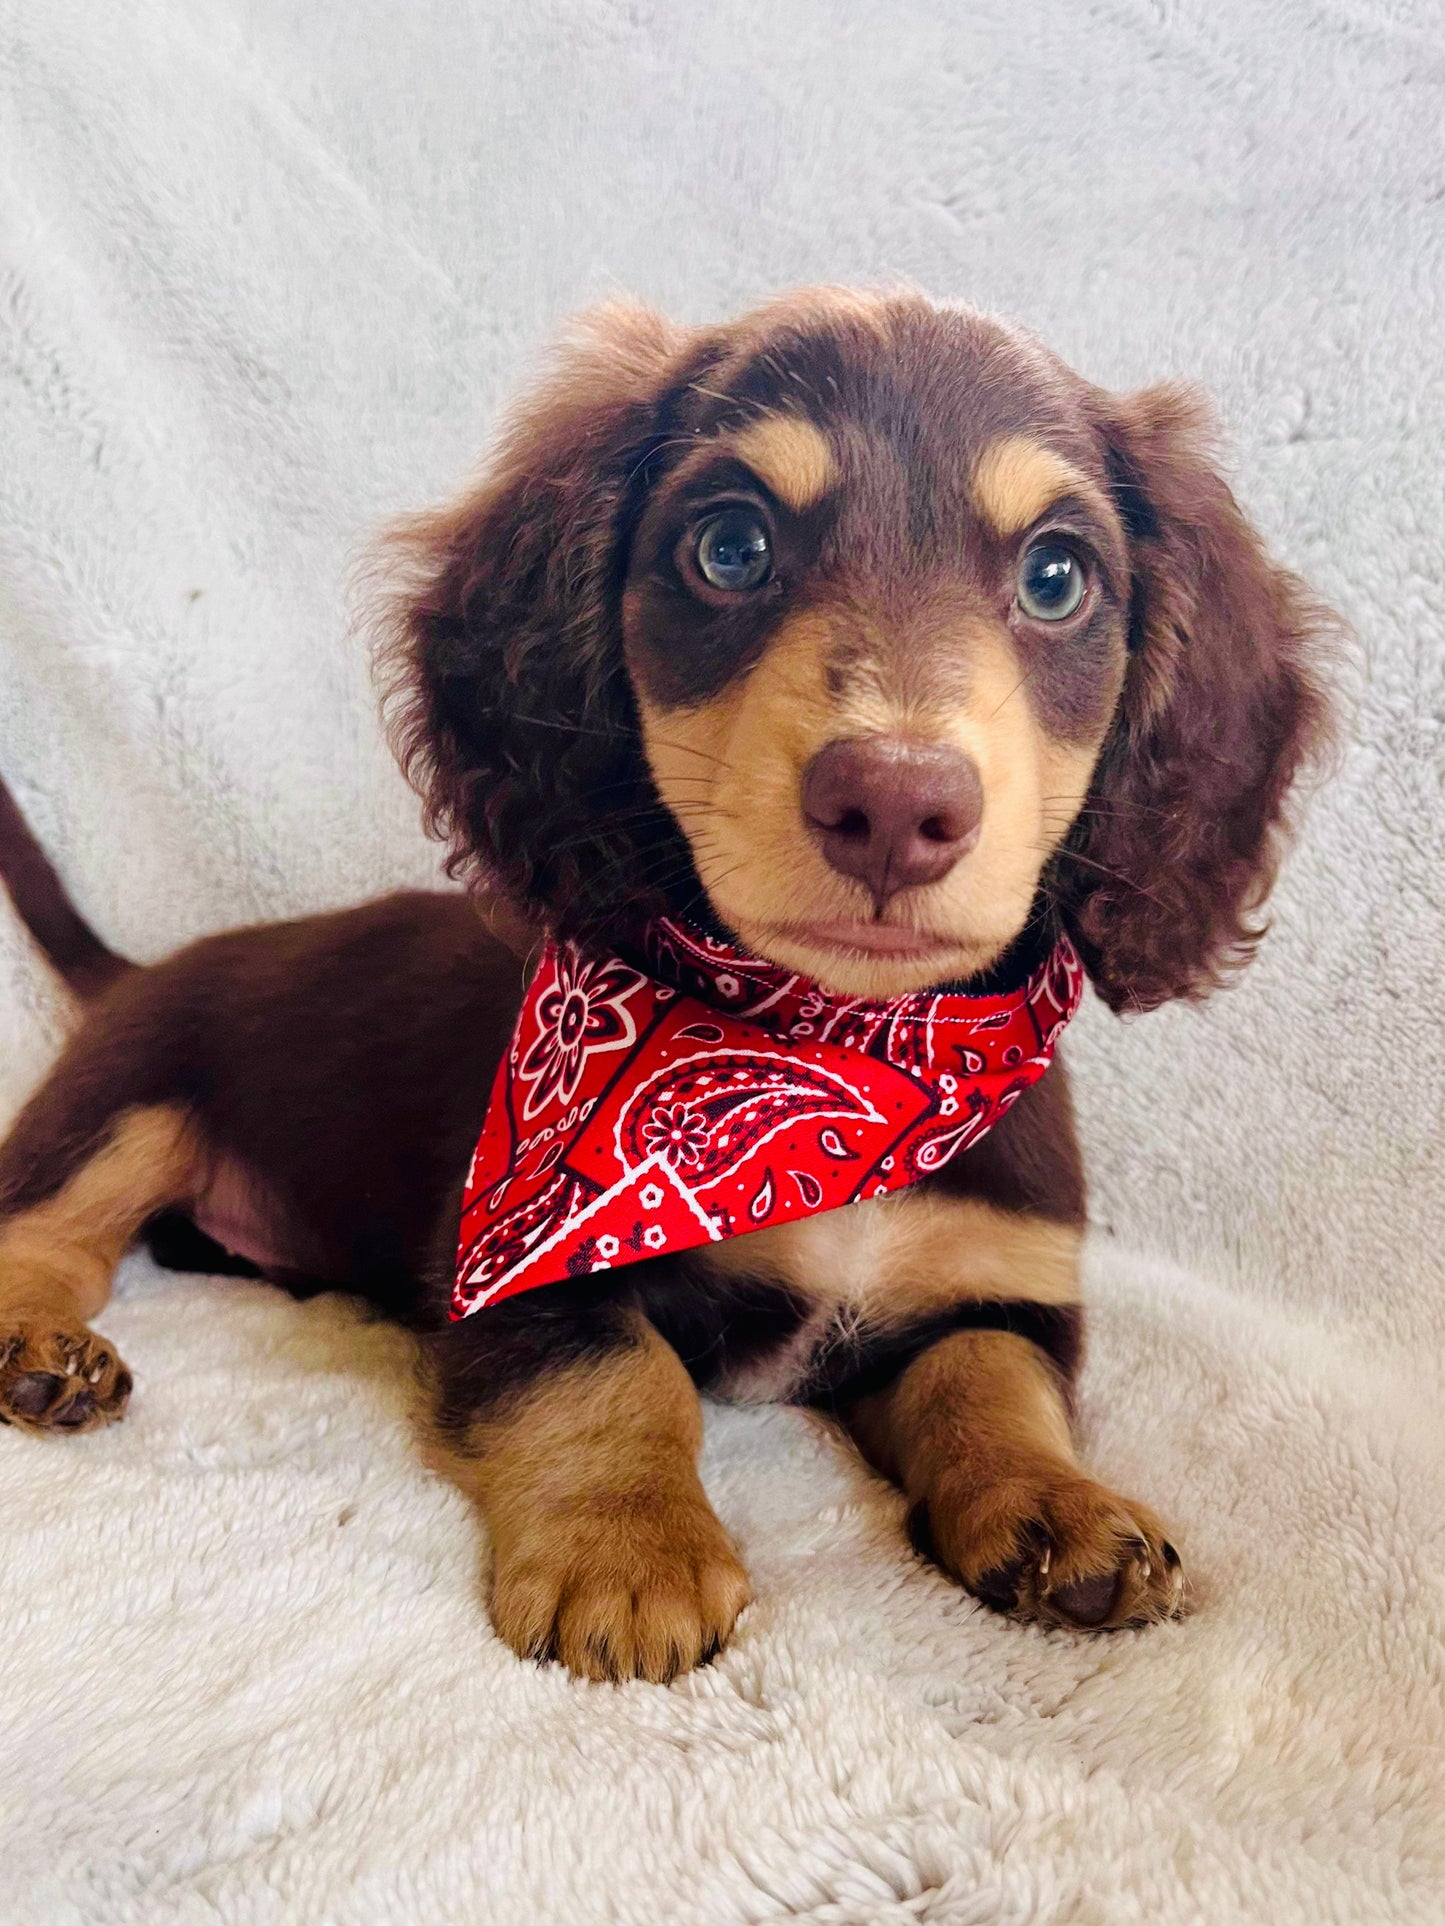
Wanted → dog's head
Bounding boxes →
[381,289,1332,1010]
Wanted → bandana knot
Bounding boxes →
[454,917,1083,1318]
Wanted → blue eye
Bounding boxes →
[1017,541,1087,621]
[694,508,772,593]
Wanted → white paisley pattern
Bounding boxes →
[515,946,643,1121]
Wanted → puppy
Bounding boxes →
[0,289,1331,1682]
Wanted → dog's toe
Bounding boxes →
[0,1327,131,1434]
[490,1496,750,1684]
[917,1466,1186,1632]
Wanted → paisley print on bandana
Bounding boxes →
[453,917,1083,1318]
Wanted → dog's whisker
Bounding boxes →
[625,436,702,484]
[985,665,1036,722]
[650,737,734,774]
[1043,795,1172,822]
[543,806,678,851]
[1049,846,1168,907]
[685,381,771,419]
[583,770,713,797]
[673,859,750,921]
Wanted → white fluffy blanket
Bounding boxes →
[1,1,1441,1919]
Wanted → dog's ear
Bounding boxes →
[1052,384,1336,1014]
[376,304,712,935]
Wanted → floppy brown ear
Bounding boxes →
[1054,384,1336,1013]
[374,304,714,938]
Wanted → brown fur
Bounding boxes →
[0,778,129,1000]
[0,287,1334,1676]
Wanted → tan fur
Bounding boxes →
[0,1104,200,1325]
[425,1314,749,1682]
[847,1329,1185,1628]
[708,1192,1081,1401]
[716,1186,1086,1402]
[970,435,1108,537]
[727,414,835,512]
[639,608,1111,999]
[709,1192,1082,1311]
[0,1104,200,1433]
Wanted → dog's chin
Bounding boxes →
[720,911,1019,1000]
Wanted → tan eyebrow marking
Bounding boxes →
[726,414,835,513]
[970,436,1102,537]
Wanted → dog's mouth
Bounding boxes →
[736,910,1002,996]
[768,918,964,961]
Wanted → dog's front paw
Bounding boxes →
[489,1488,750,1684]
[911,1464,1185,1630]
[0,1324,132,1435]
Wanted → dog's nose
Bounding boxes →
[801,736,984,907]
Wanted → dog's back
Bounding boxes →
[0,797,524,1319]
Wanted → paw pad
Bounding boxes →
[0,1327,131,1434]
[919,1470,1186,1632]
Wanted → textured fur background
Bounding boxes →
[1,1,1441,1919]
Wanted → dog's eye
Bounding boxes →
[694,508,772,593]
[1017,541,1087,622]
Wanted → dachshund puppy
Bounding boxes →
[0,289,1331,1682]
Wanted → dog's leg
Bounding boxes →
[844,1327,1185,1628]
[425,1294,749,1683]
[0,1103,201,1433]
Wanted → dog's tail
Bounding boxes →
[0,774,133,998]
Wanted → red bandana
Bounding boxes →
[453,918,1083,1319]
